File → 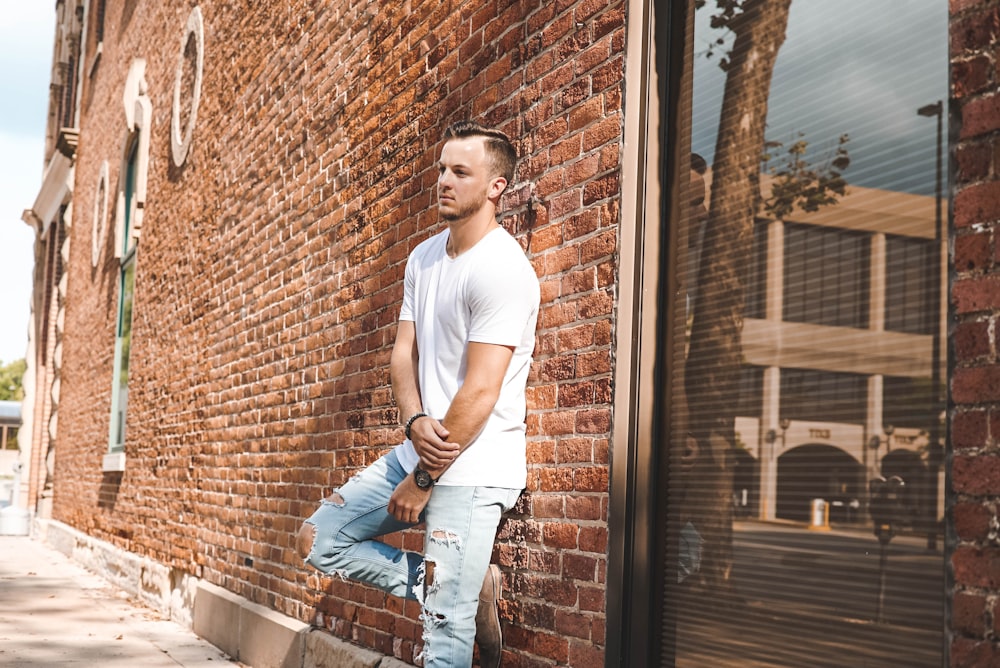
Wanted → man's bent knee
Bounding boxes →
[297,523,316,560]
[298,492,347,563]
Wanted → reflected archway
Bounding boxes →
[776,444,862,522]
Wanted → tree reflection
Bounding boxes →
[683,0,794,598]
[667,1,945,665]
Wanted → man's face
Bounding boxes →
[437,137,502,221]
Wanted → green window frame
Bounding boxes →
[109,139,139,452]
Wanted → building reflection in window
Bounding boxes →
[663,1,946,665]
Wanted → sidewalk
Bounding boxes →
[0,536,241,667]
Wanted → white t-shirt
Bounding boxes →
[394,227,539,489]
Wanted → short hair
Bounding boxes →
[443,121,517,188]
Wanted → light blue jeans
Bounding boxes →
[302,450,521,667]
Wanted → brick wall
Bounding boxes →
[949,0,1000,665]
[55,0,623,664]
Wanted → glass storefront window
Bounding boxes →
[660,1,947,665]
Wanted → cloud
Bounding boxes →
[691,0,947,195]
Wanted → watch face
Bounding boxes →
[414,468,433,489]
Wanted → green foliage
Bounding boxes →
[0,359,26,402]
[763,133,851,220]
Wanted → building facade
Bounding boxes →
[14,0,1000,666]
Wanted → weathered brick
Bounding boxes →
[542,522,580,549]
[954,454,1000,495]
[953,545,1000,589]
[954,321,992,362]
[953,275,1000,313]
[954,501,993,541]
[952,6,1000,52]
[955,231,992,272]
[49,0,624,663]
[953,409,989,449]
[953,56,994,98]
[960,95,1000,141]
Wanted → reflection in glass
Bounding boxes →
[110,139,139,452]
[113,260,135,449]
[664,1,946,665]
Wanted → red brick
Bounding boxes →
[539,466,575,492]
[952,545,1000,588]
[991,408,1000,446]
[579,527,608,554]
[953,56,993,98]
[953,409,989,449]
[950,7,1000,53]
[955,142,993,183]
[953,454,1000,495]
[563,553,598,582]
[575,466,609,492]
[954,501,993,541]
[951,0,985,13]
[956,231,992,272]
[951,637,1000,668]
[568,639,605,668]
[565,494,602,520]
[578,584,605,612]
[954,365,1000,403]
[532,630,571,662]
[542,522,580,549]
[559,381,595,407]
[532,494,565,518]
[960,95,1000,141]
[555,609,592,639]
[954,320,992,362]
[953,275,1000,313]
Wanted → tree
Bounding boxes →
[684,0,794,597]
[683,0,851,599]
[0,359,26,402]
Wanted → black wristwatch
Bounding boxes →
[413,466,436,490]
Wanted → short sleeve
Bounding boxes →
[399,249,416,322]
[466,255,539,347]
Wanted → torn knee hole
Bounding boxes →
[429,529,463,549]
[325,492,345,505]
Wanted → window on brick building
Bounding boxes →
[2,427,17,451]
[109,140,139,452]
[94,0,106,43]
[885,234,935,335]
[783,222,870,329]
[630,1,950,665]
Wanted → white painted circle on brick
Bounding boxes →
[92,160,109,267]
[171,6,204,167]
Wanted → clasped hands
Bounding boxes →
[387,415,460,523]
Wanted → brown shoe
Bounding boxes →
[475,564,503,667]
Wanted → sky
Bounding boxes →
[0,1,951,365]
[0,3,54,365]
[691,0,949,196]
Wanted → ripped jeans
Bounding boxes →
[301,450,521,667]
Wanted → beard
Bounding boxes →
[439,186,489,221]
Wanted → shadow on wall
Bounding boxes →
[98,471,122,510]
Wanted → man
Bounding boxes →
[298,121,539,667]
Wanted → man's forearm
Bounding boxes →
[421,382,499,477]
[390,332,423,421]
